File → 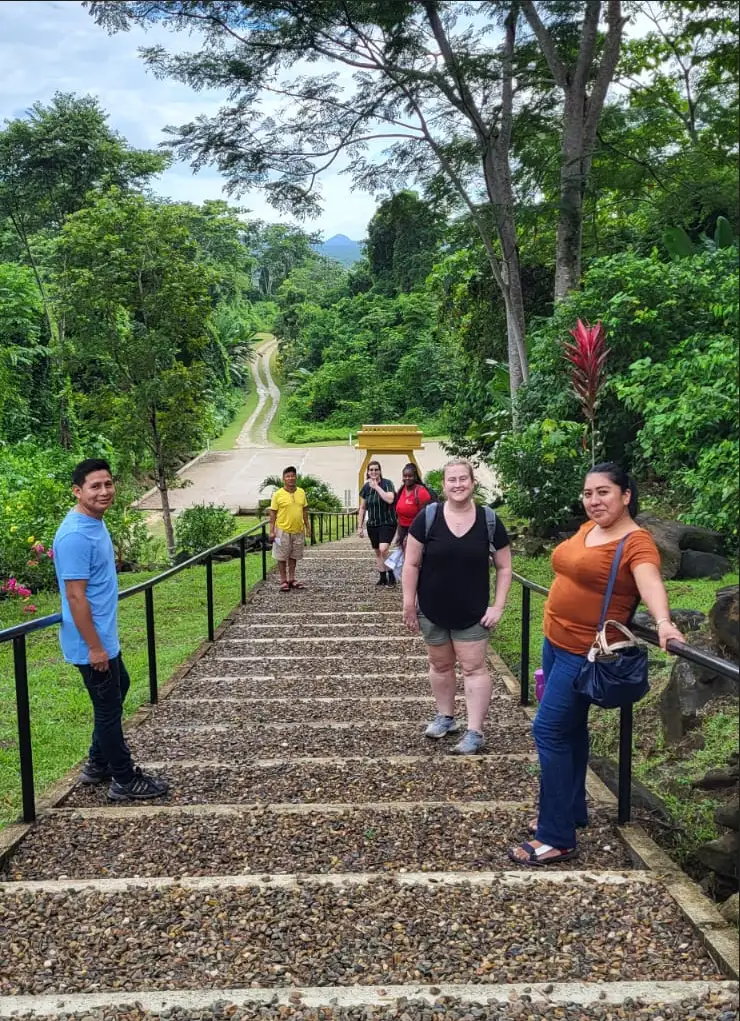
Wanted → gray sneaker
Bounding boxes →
[450,729,485,755]
[424,713,461,739]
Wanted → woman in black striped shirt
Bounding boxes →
[358,460,397,586]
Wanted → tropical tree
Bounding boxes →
[0,92,166,443]
[57,190,216,557]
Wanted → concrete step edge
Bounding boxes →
[48,799,535,820]
[0,867,653,895]
[2,980,736,1016]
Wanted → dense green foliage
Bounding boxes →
[499,249,739,538]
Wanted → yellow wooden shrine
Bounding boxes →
[355,424,424,490]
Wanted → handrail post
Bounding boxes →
[310,514,316,546]
[145,587,158,704]
[261,523,268,581]
[319,515,324,544]
[618,704,633,824]
[520,586,531,706]
[13,635,35,823]
[206,555,215,642]
[239,536,247,604]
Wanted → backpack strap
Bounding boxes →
[423,502,439,540]
[483,506,498,553]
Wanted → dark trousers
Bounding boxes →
[76,654,134,783]
[532,638,590,848]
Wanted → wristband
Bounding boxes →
[655,618,672,629]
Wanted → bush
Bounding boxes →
[494,420,591,535]
[174,503,236,556]
[616,332,739,543]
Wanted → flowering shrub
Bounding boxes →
[1,576,38,614]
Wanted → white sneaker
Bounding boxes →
[424,713,461,739]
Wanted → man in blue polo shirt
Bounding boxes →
[53,458,168,801]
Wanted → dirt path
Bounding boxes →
[235,336,279,446]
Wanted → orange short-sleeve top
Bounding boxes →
[543,522,661,655]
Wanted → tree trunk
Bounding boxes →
[483,147,528,398]
[151,409,176,560]
[555,108,586,300]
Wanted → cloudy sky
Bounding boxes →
[0,0,380,240]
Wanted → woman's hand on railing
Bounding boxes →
[657,619,684,651]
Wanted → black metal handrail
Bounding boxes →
[1,509,358,825]
[512,570,739,826]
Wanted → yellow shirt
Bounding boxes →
[270,486,307,533]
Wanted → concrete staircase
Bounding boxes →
[1,537,738,1020]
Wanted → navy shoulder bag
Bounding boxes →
[573,536,650,709]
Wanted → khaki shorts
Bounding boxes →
[417,612,490,646]
[272,529,306,562]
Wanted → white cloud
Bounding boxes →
[0,0,379,239]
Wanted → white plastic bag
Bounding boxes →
[384,546,404,581]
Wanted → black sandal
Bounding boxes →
[508,841,578,867]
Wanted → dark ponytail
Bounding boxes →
[587,462,639,518]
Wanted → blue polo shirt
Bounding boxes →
[53,509,120,665]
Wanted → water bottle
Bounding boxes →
[535,668,545,702]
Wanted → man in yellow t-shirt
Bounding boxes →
[269,466,310,591]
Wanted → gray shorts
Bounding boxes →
[417,612,490,646]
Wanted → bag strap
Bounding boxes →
[423,501,439,540]
[598,536,629,629]
[483,506,497,553]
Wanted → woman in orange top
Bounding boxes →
[509,463,684,867]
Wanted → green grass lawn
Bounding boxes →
[0,553,265,828]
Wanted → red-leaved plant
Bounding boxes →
[563,319,609,466]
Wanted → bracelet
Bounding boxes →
[655,617,672,629]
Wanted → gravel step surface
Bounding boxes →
[198,657,430,678]
[148,698,476,727]
[0,879,721,995]
[1,808,630,881]
[7,994,739,1021]
[63,759,540,808]
[126,721,534,762]
[215,639,426,656]
[229,624,412,637]
[252,597,402,615]
[176,675,436,699]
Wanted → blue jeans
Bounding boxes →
[532,638,590,848]
[77,654,134,783]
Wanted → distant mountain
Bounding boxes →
[314,233,363,267]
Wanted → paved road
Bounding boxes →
[138,339,498,513]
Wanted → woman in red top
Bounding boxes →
[394,463,433,547]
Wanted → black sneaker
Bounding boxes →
[376,572,387,586]
[108,767,169,802]
[386,571,396,586]
[79,761,112,785]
